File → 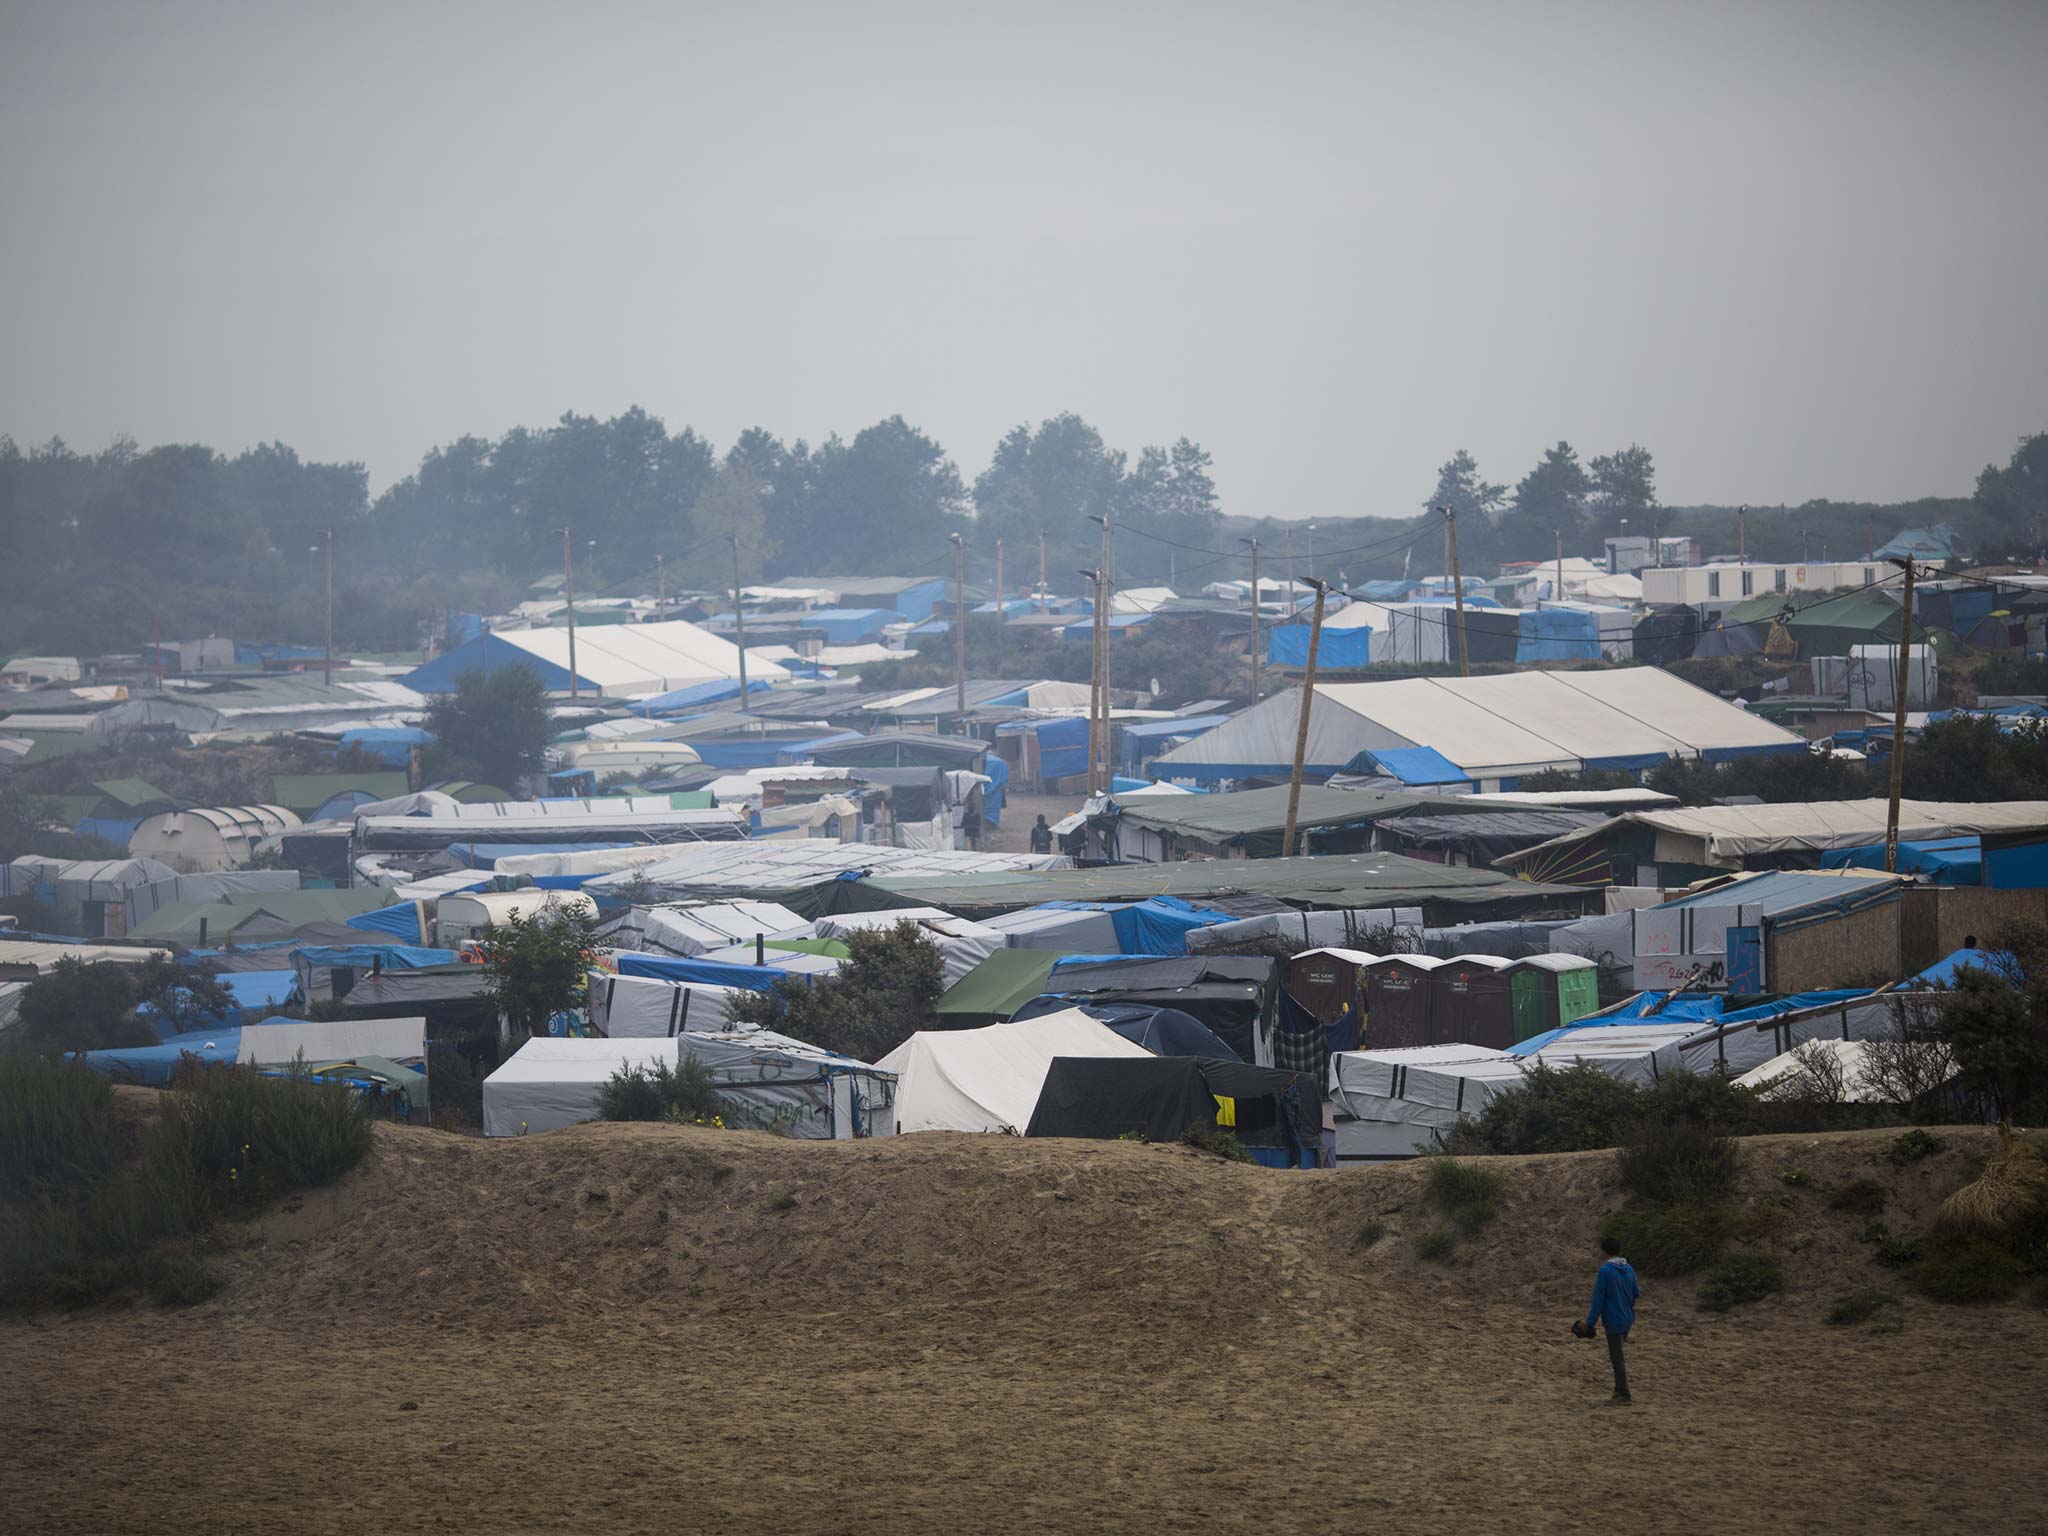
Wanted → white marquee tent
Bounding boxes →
[877,1008,1152,1134]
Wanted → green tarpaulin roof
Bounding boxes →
[934,947,1062,1024]
[130,890,394,943]
[270,771,411,814]
[92,778,173,809]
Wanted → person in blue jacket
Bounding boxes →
[1584,1234,1641,1404]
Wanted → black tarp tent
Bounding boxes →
[1010,955,1278,1065]
[1025,1055,1309,1163]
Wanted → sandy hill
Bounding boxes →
[7,1122,2044,1534]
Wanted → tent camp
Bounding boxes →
[1280,948,1377,1056]
[932,947,1065,1027]
[1015,954,1279,1066]
[435,889,599,947]
[128,805,300,873]
[877,1009,1152,1133]
[1025,1055,1312,1166]
[481,1037,679,1136]
[403,619,790,697]
[595,901,809,957]
[810,908,1002,986]
[587,970,752,1035]
[1152,669,1802,788]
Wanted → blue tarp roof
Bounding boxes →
[79,1028,241,1085]
[798,608,897,643]
[339,726,434,768]
[1121,714,1233,740]
[1509,988,1869,1055]
[629,678,772,716]
[1822,836,1982,885]
[615,951,820,992]
[401,633,583,693]
[1037,896,1236,956]
[1349,746,1473,787]
[219,971,298,1010]
[292,944,455,970]
[1908,948,2010,987]
[448,841,634,867]
[346,902,429,943]
[1267,625,1372,668]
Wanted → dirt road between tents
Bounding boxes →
[7,1125,2044,1533]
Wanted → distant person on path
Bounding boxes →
[1029,814,1053,854]
[1580,1235,1640,1405]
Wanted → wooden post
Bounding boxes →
[950,533,967,725]
[1446,507,1470,677]
[1038,529,1047,611]
[657,552,666,622]
[562,526,578,699]
[1281,579,1329,856]
[731,535,748,710]
[323,527,334,687]
[1739,505,1748,564]
[1884,558,1917,873]
[1555,527,1563,606]
[1247,536,1262,705]
[995,537,1004,624]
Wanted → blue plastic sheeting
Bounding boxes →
[1070,1003,1241,1060]
[1823,836,1982,885]
[1986,836,2048,890]
[447,613,485,647]
[1515,608,1600,663]
[235,642,324,665]
[401,633,582,694]
[798,608,897,643]
[628,678,771,716]
[1701,741,1807,763]
[1022,715,1092,782]
[1037,896,1236,956]
[80,1027,242,1084]
[1267,625,1372,668]
[1909,948,2010,987]
[291,944,455,970]
[1119,714,1231,776]
[1346,746,1473,787]
[220,970,298,1011]
[72,815,141,846]
[895,578,951,622]
[1509,987,1869,1055]
[614,952,816,992]
[983,753,1007,828]
[1360,580,1425,600]
[339,726,434,766]
[1156,760,1352,784]
[691,731,862,768]
[448,841,634,868]
[346,902,427,943]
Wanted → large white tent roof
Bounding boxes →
[496,620,790,697]
[876,1008,1151,1133]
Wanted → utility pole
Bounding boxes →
[1866,513,1874,561]
[1555,527,1564,605]
[323,527,334,687]
[1281,577,1329,857]
[995,537,1004,624]
[1080,566,1104,794]
[1738,505,1748,565]
[656,553,666,622]
[1884,558,1917,873]
[153,611,162,689]
[1801,528,1809,565]
[562,526,578,700]
[1286,525,1296,595]
[731,534,749,710]
[1443,506,1470,677]
[949,532,967,726]
[1241,536,1262,705]
[1038,528,1047,611]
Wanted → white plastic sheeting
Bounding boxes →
[877,1008,1152,1134]
[981,905,1123,953]
[811,908,1002,986]
[587,970,750,1035]
[599,901,808,957]
[240,1016,426,1067]
[482,1037,688,1136]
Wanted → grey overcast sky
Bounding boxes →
[2,0,2044,516]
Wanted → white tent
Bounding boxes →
[425,619,791,698]
[587,970,752,1036]
[598,901,809,957]
[877,1008,1152,1134]
[811,908,1002,986]
[436,889,598,947]
[128,805,300,873]
[240,1016,426,1068]
[981,904,1124,952]
[1734,1035,1956,1103]
[482,1037,680,1135]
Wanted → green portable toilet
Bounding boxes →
[1506,955,1601,1042]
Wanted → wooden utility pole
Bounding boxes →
[1884,558,1917,873]
[1738,505,1748,564]
[1444,507,1470,677]
[1866,513,1874,561]
[1286,526,1296,595]
[322,527,334,687]
[1244,536,1262,705]
[1281,578,1330,857]
[1081,566,1104,794]
[657,553,666,622]
[1555,527,1564,605]
[1091,513,1113,790]
[731,534,749,710]
[995,537,1004,623]
[562,526,579,699]
[949,532,967,724]
[1038,529,1047,611]
[1801,528,1809,565]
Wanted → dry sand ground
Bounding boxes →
[6,1122,2044,1534]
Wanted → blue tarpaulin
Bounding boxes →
[1986,834,2048,890]
[1023,716,1091,782]
[1119,715,1231,777]
[220,970,298,1012]
[1038,896,1236,956]
[73,815,141,846]
[798,608,897,644]
[1515,608,1600,663]
[292,944,454,971]
[629,678,772,716]
[80,1028,242,1085]
[339,726,434,766]
[1908,948,2009,987]
[1509,988,1870,1055]
[1347,746,1473,788]
[615,952,818,992]
[984,753,1007,828]
[1823,836,1982,885]
[1266,625,1372,668]
[345,902,429,943]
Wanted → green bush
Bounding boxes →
[1698,1251,1783,1313]
[1874,1233,1924,1268]
[0,1057,122,1199]
[152,1063,372,1210]
[1888,1128,1947,1164]
[597,1056,729,1126]
[1414,1227,1458,1264]
[1604,1200,1737,1276]
[1829,1178,1887,1217]
[1636,1071,1763,1135]
[1355,1219,1386,1249]
[1182,1127,1252,1162]
[1912,1231,2026,1304]
[1826,1287,1899,1326]
[1434,1062,1642,1155]
[1617,1118,1741,1204]
[1423,1158,1503,1235]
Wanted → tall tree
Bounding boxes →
[808,417,965,573]
[422,666,552,790]
[689,463,775,583]
[1122,436,1221,575]
[1423,449,1506,521]
[1588,444,1658,529]
[1505,441,1591,551]
[1977,432,2048,556]
[973,414,1127,583]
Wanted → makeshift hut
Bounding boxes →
[877,1009,1151,1133]
[1428,956,1516,1049]
[1025,1056,1314,1167]
[1360,954,1444,1049]
[1280,948,1377,1056]
[1504,954,1600,1043]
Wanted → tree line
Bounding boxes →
[3,414,2041,656]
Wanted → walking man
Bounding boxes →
[1029,813,1053,854]
[1581,1235,1640,1405]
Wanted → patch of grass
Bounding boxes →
[152,1061,372,1211]
[1826,1287,1899,1326]
[1355,1218,1386,1250]
[1780,1168,1811,1188]
[768,1194,798,1214]
[1697,1251,1783,1313]
[710,1165,735,1184]
[1181,1127,1252,1163]
[142,1249,220,1308]
[1874,1233,1924,1269]
[1423,1158,1504,1235]
[1859,1219,1889,1244]
[1413,1227,1458,1264]
[0,1057,123,1200]
[1888,1129,1946,1165]
[1912,1231,2026,1304]
[1617,1119,1739,1205]
[1829,1179,1887,1218]
[1604,1200,1737,1276]
[1936,1131,2048,1238]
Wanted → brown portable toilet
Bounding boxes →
[1360,954,1444,1050]
[1428,955,1517,1050]
[1282,947,1378,1054]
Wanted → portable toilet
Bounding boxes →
[1427,955,1516,1050]
[1281,947,1378,1054]
[1505,954,1601,1042]
[1360,954,1445,1049]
